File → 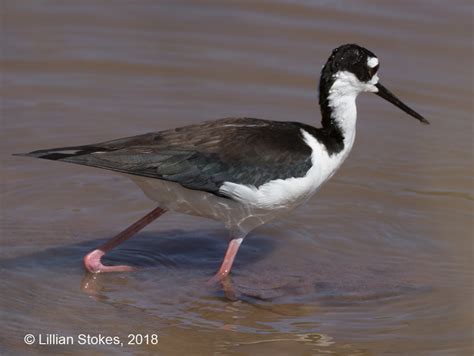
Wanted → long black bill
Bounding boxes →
[375,83,429,124]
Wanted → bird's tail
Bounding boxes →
[13,145,110,161]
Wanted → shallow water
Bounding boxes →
[1,1,472,354]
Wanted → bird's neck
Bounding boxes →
[318,73,359,150]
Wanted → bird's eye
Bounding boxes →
[368,64,379,77]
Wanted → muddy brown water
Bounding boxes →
[1,1,472,355]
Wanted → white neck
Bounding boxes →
[326,72,360,150]
[325,70,379,151]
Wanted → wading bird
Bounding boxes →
[17,44,428,284]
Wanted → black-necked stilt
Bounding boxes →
[16,44,428,283]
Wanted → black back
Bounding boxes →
[19,118,341,198]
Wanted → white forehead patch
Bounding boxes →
[367,57,379,68]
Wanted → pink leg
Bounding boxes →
[83,207,166,273]
[209,237,243,284]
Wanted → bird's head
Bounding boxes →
[319,44,429,124]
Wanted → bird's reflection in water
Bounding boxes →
[81,271,240,302]
[219,276,239,301]
[81,273,107,300]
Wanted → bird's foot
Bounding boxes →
[83,249,136,273]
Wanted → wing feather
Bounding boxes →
[17,118,318,198]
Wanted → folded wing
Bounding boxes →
[17,118,317,198]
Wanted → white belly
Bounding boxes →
[129,175,288,238]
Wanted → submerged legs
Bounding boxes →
[83,205,245,293]
[83,207,166,273]
[209,237,244,284]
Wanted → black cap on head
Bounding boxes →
[322,43,379,84]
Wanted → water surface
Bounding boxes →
[1,1,472,354]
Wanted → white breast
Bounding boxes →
[219,129,354,210]
[219,72,363,211]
